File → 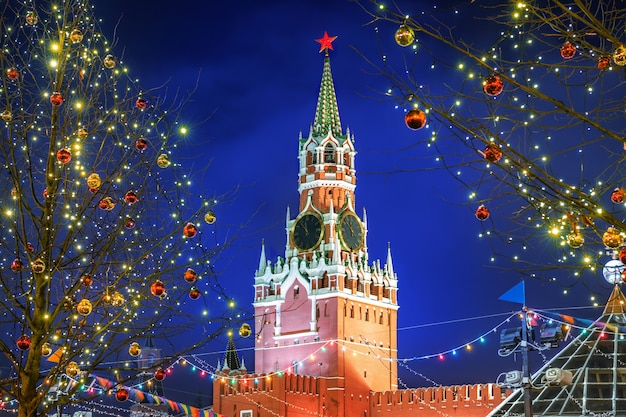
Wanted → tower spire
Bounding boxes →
[312,33,342,137]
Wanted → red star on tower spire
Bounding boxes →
[316,31,338,53]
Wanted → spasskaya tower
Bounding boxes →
[255,30,398,403]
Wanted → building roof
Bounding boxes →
[489,285,626,417]
[311,52,342,138]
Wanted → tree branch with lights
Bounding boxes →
[0,1,241,416]
[355,0,626,293]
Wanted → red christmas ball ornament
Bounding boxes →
[482,143,503,163]
[560,41,576,59]
[184,268,197,283]
[189,287,201,300]
[124,217,136,229]
[598,56,611,70]
[611,188,625,204]
[50,92,64,106]
[26,242,35,252]
[154,368,167,381]
[98,196,116,211]
[11,258,24,272]
[483,75,504,96]
[619,247,626,264]
[115,388,129,402]
[135,98,147,110]
[43,188,48,198]
[183,223,197,238]
[124,191,138,204]
[475,205,490,221]
[150,280,166,297]
[135,138,148,151]
[81,274,93,286]
[404,109,426,130]
[7,68,19,80]
[16,335,31,351]
[56,148,72,164]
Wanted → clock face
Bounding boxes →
[339,212,364,251]
[292,213,323,251]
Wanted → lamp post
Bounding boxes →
[521,306,533,417]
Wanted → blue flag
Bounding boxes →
[499,281,526,304]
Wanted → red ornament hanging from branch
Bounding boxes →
[560,41,576,59]
[404,109,426,130]
[483,75,503,96]
[475,205,490,221]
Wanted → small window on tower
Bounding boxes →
[293,286,299,298]
[324,143,335,163]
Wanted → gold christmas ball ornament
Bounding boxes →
[1,110,12,122]
[404,109,427,130]
[69,29,83,44]
[111,291,125,307]
[77,128,89,139]
[25,11,38,25]
[86,173,101,189]
[65,361,80,377]
[204,210,216,224]
[76,298,92,316]
[128,342,141,357]
[239,323,252,338]
[566,232,584,248]
[394,24,415,47]
[613,45,626,66]
[103,54,116,69]
[41,342,53,357]
[31,258,46,274]
[602,226,623,249]
[157,154,171,168]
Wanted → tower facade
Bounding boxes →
[252,46,399,397]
